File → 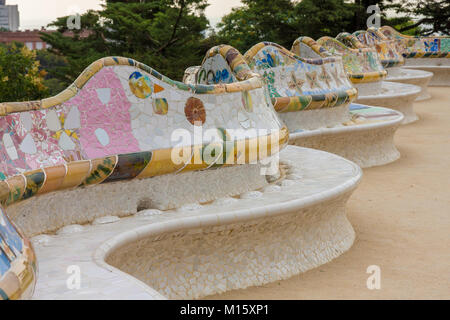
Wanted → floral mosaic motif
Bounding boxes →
[185,97,206,125]
[330,67,344,86]
[379,25,450,58]
[46,107,80,151]
[353,29,404,68]
[318,66,332,88]
[306,71,320,89]
[288,72,305,94]
[316,36,387,83]
[129,71,153,99]
[240,41,358,113]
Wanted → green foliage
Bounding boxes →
[40,0,211,88]
[0,42,48,102]
[385,0,450,36]
[216,0,449,53]
[216,0,299,52]
[294,0,356,40]
[35,50,68,95]
[216,0,371,53]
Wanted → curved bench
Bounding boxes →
[186,41,403,168]
[380,25,450,86]
[30,146,361,299]
[315,35,421,124]
[0,53,289,299]
[354,28,433,101]
[243,42,359,130]
[1,48,361,299]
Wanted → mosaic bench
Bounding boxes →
[185,41,402,168]
[354,28,433,101]
[315,35,421,124]
[1,50,361,299]
[380,25,450,87]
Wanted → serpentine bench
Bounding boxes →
[380,25,450,86]
[353,28,433,101]
[1,50,361,299]
[314,35,421,123]
[185,41,403,168]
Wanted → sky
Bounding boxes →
[5,0,242,30]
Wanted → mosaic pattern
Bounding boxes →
[347,103,401,124]
[314,36,387,83]
[0,53,288,299]
[350,29,405,68]
[243,42,357,112]
[0,206,35,300]
[291,36,333,59]
[185,42,357,113]
[289,103,401,133]
[380,25,450,59]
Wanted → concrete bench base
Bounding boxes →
[386,67,433,101]
[28,146,361,299]
[403,58,449,87]
[355,81,421,124]
[9,163,268,238]
[289,105,403,168]
[403,66,450,87]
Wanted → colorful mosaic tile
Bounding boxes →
[380,25,450,58]
[0,52,288,299]
[349,29,405,68]
[244,41,357,112]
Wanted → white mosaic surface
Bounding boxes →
[30,146,362,300]
[114,66,282,148]
[404,58,449,67]
[289,106,404,168]
[10,163,267,237]
[386,68,433,101]
[279,103,351,131]
[356,81,421,124]
[403,65,450,87]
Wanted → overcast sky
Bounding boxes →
[5,0,242,30]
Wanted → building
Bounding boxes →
[0,1,19,31]
[0,29,93,50]
[0,29,52,50]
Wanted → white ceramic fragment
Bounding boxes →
[95,128,110,146]
[2,133,18,160]
[45,109,61,131]
[64,106,81,130]
[19,133,37,155]
[58,131,76,150]
[96,88,111,105]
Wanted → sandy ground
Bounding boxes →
[206,86,450,300]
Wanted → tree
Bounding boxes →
[216,0,449,53]
[294,0,356,39]
[386,0,450,35]
[216,0,368,53]
[40,0,210,87]
[35,50,68,96]
[0,42,48,102]
[216,0,299,52]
